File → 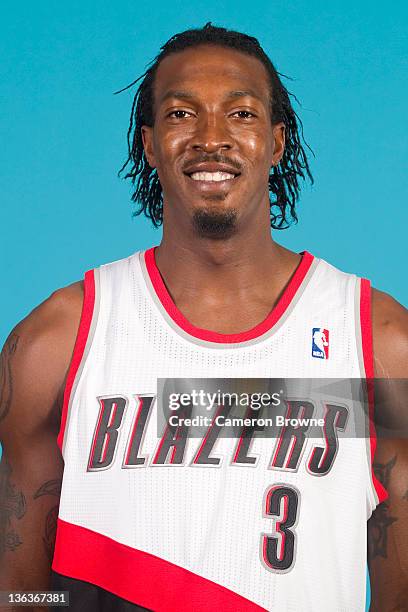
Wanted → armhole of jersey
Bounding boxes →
[57,269,97,454]
[359,277,388,507]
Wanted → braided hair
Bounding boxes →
[116,23,314,229]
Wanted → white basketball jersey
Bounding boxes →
[51,247,386,612]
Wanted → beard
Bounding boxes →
[192,205,238,240]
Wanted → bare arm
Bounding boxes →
[368,288,408,611]
[0,282,83,609]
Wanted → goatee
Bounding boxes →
[192,207,238,240]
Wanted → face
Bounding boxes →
[142,45,285,235]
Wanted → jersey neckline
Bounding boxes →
[142,247,315,346]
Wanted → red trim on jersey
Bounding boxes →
[144,247,314,343]
[52,518,267,612]
[57,270,96,452]
[360,278,388,504]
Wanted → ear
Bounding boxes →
[271,122,285,166]
[141,126,156,168]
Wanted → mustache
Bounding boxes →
[182,153,242,173]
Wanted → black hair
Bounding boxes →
[115,23,314,229]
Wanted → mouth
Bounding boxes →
[188,171,238,182]
[183,164,241,191]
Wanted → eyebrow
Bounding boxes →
[225,89,263,102]
[160,89,263,104]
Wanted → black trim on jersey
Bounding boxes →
[50,571,152,611]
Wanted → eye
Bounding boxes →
[167,110,193,119]
[231,110,256,119]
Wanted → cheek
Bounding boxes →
[153,131,196,199]
[243,132,274,171]
[153,128,188,167]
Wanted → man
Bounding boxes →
[0,23,407,612]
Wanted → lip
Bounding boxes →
[183,162,241,177]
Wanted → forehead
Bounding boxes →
[154,45,271,104]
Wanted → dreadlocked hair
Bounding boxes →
[115,23,314,229]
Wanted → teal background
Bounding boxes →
[1,1,407,346]
[1,1,407,608]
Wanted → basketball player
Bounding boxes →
[1,23,407,612]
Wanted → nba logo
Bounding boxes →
[312,328,329,359]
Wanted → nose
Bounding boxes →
[191,114,233,153]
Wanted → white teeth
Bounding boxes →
[190,171,235,182]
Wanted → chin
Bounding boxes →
[192,206,239,240]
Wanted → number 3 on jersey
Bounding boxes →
[261,484,300,573]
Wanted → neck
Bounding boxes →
[154,205,301,319]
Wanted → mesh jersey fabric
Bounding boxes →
[51,248,386,612]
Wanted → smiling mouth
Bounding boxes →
[187,171,239,182]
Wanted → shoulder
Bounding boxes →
[371,287,408,377]
[0,281,84,428]
[12,280,84,363]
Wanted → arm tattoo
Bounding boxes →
[33,479,62,562]
[0,333,19,422]
[43,505,59,562]
[33,480,61,499]
[368,455,398,560]
[0,458,26,554]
